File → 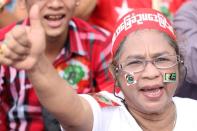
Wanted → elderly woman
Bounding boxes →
[0,3,197,131]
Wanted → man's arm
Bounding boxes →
[27,55,93,131]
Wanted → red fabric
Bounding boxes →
[114,0,152,20]
[87,0,152,32]
[169,0,189,13]
[111,8,175,56]
[0,103,7,131]
[88,0,118,32]
[113,0,189,21]
[114,0,187,14]
[114,0,152,8]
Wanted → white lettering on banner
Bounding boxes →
[112,13,174,47]
[124,15,132,30]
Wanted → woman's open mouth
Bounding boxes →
[140,86,164,99]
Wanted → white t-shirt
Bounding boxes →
[82,91,197,131]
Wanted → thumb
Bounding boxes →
[29,4,43,30]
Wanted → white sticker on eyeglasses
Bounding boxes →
[125,73,137,86]
[163,73,176,82]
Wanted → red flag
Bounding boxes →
[114,0,152,20]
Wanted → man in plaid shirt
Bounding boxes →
[0,0,114,130]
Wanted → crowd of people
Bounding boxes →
[0,0,197,131]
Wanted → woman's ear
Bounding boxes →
[109,64,120,88]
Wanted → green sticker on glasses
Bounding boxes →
[163,73,176,82]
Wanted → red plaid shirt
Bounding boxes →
[0,17,114,131]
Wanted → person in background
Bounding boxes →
[2,5,197,130]
[74,0,117,33]
[0,0,113,130]
[173,0,197,100]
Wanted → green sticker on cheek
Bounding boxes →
[125,73,137,86]
[163,73,176,82]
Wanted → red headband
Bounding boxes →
[111,8,176,57]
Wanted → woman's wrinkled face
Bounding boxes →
[117,30,179,114]
[25,0,79,37]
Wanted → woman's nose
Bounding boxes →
[141,62,160,79]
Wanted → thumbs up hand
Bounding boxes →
[0,3,46,70]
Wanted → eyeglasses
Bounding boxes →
[118,55,182,73]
